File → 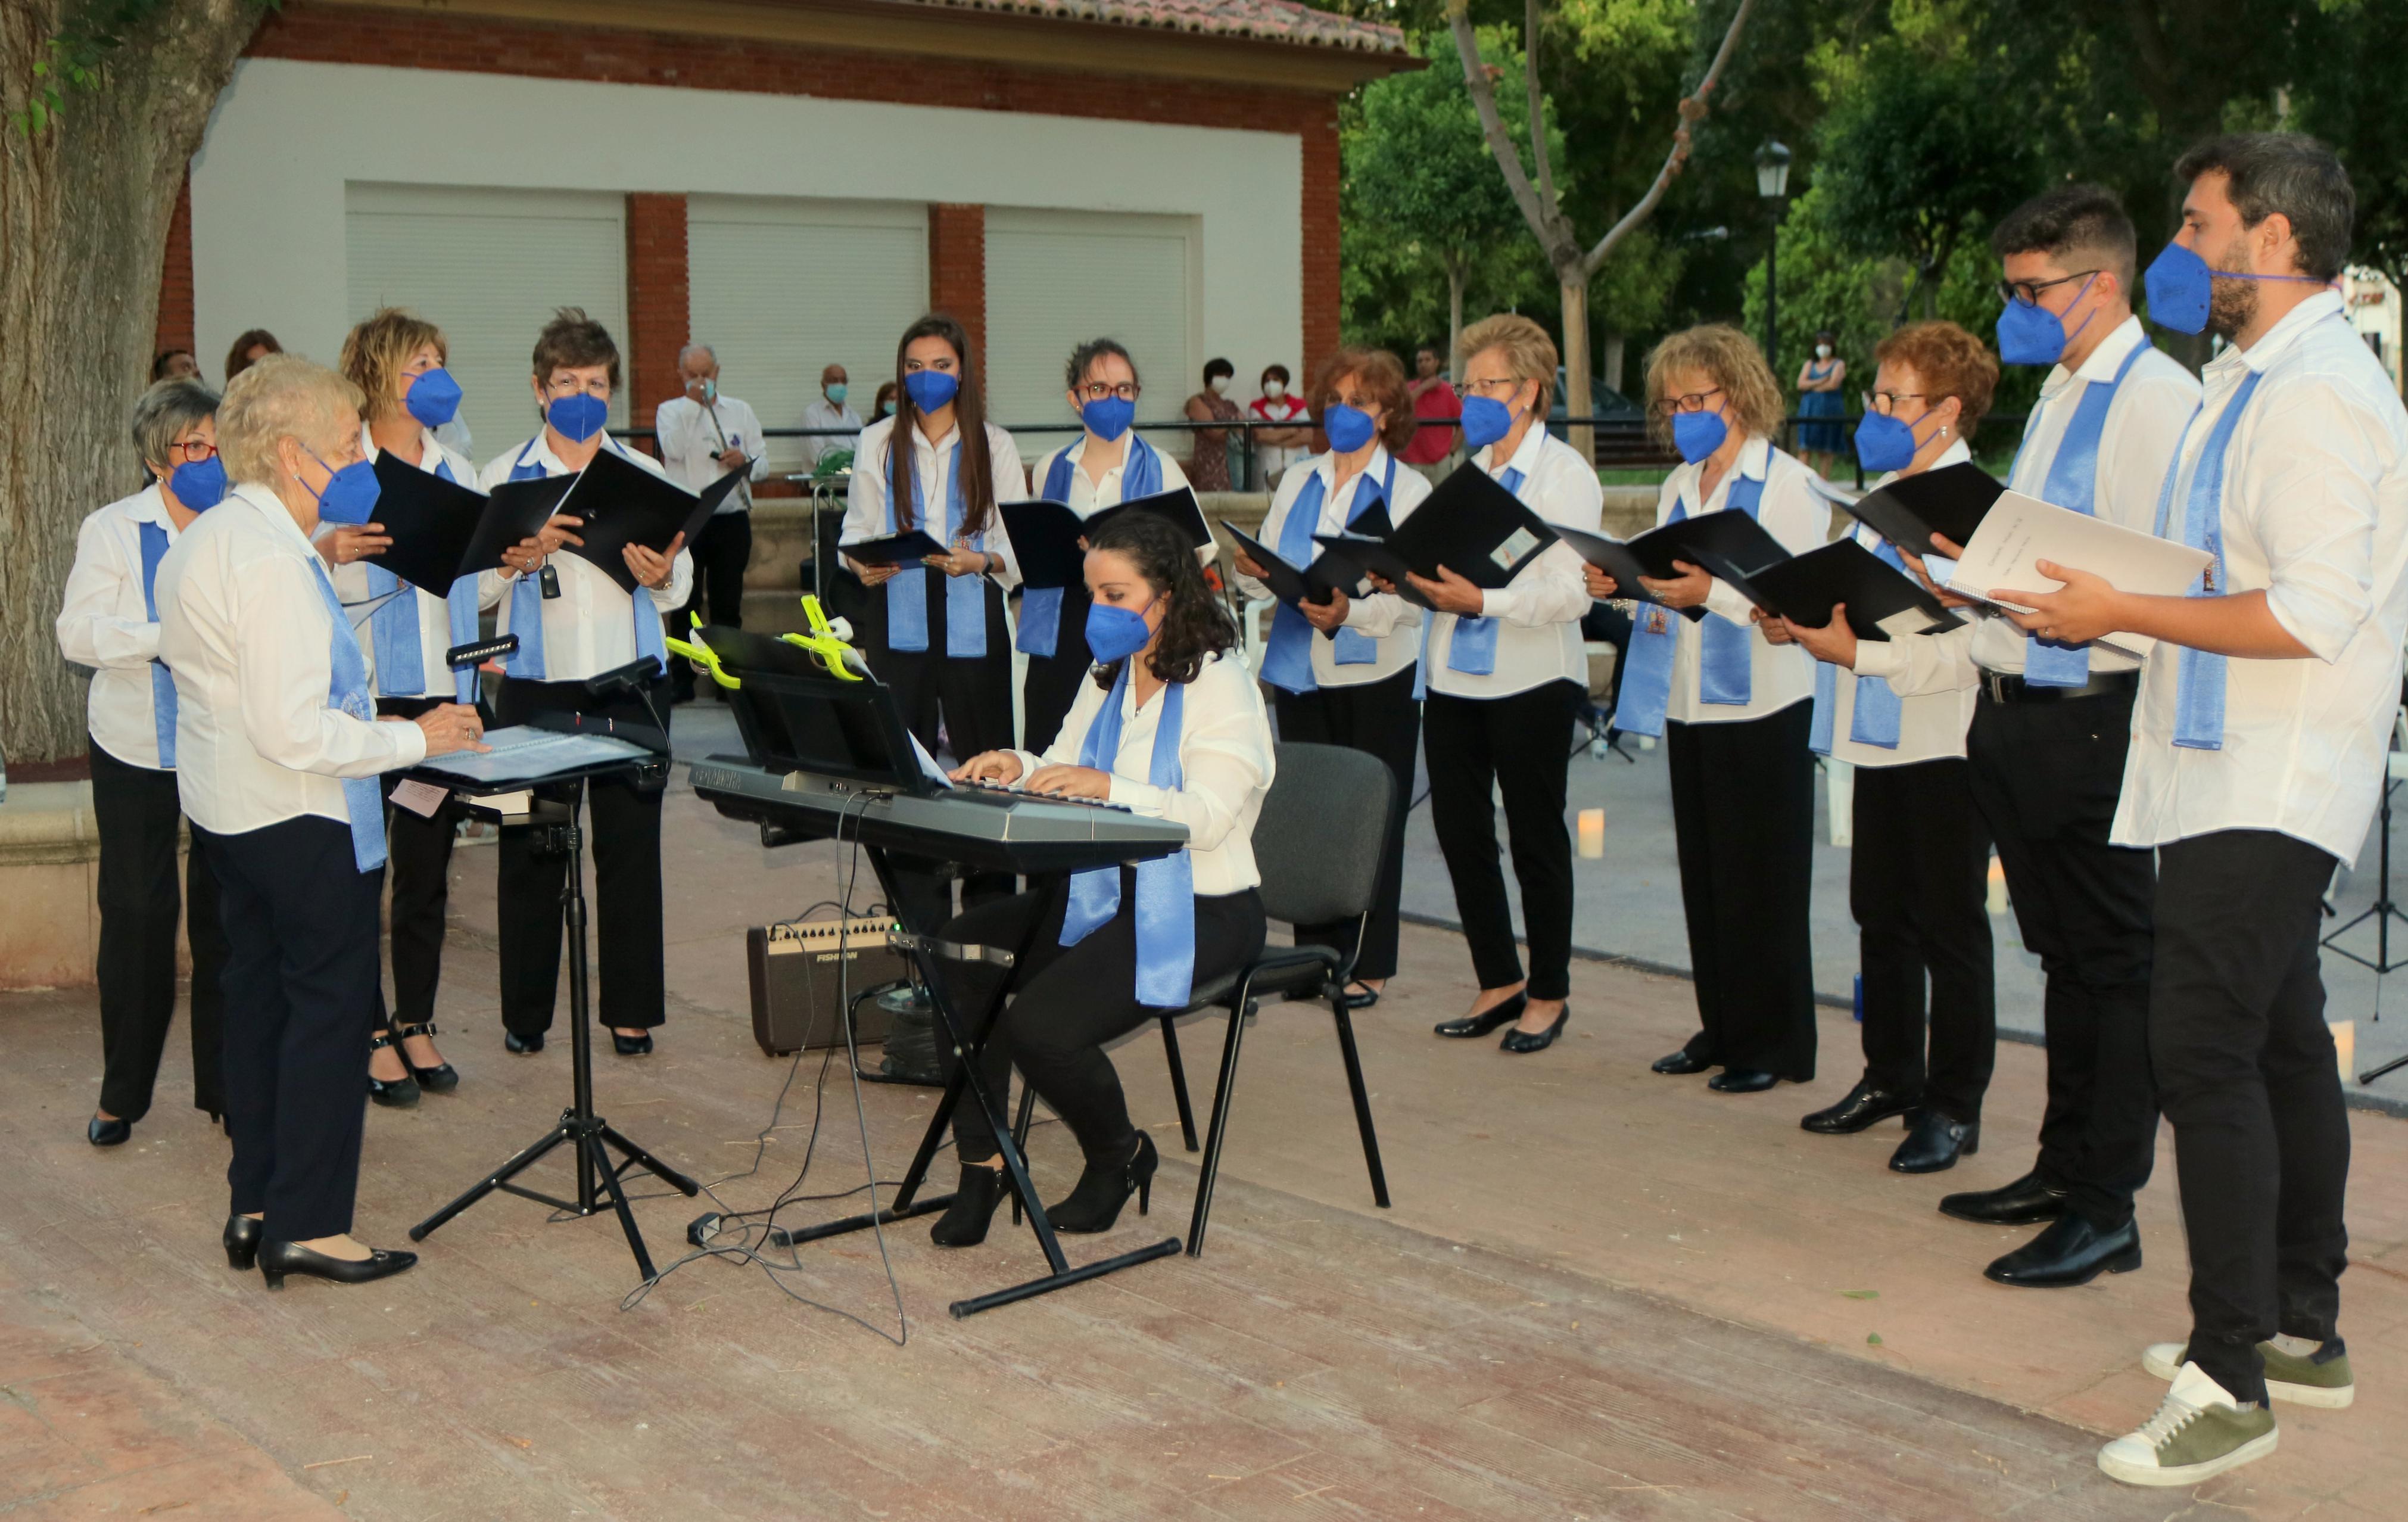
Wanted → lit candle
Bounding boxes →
[2332,1020,2355,1082]
[1577,807,1605,860]
[1986,855,2008,916]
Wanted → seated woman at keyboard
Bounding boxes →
[934,511,1274,1247]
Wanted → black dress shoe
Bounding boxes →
[1336,982,1381,1011]
[1707,1067,1780,1093]
[86,1115,132,1147]
[1982,1215,2141,1288]
[1890,1111,1979,1173]
[612,1031,655,1057]
[1938,1168,2068,1225]
[393,1021,459,1094]
[258,1240,419,1291]
[222,1214,263,1271]
[1500,1007,1568,1053]
[1651,1048,1712,1075]
[1800,1079,1920,1135]
[1434,993,1524,1038]
[504,1031,545,1055]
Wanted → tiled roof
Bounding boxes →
[889,0,1409,54]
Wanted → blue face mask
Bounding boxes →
[1082,395,1136,442]
[168,455,228,511]
[904,369,959,413]
[825,382,848,404]
[306,449,383,525]
[1460,394,1516,450]
[1085,597,1156,665]
[2142,239,2326,336]
[1670,406,1729,465]
[1996,275,2098,366]
[1853,409,1941,474]
[405,367,463,428]
[547,392,609,443]
[1322,401,1378,454]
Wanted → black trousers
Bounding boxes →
[89,741,228,1121]
[1667,704,1818,1080]
[1020,583,1094,757]
[495,677,669,1034]
[669,512,752,697]
[1851,758,1997,1123]
[934,877,1266,1165]
[1273,666,1419,982]
[1423,681,1578,1000]
[206,816,381,1241]
[2152,830,2350,1406]
[375,696,460,1032]
[839,567,1017,925]
[1967,690,2158,1229]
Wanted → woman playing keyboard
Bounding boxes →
[934,511,1274,1247]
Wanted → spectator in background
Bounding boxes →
[1794,329,1847,477]
[1182,357,1242,491]
[1248,363,1312,488]
[872,379,899,421]
[1400,342,1463,484]
[152,349,201,384]
[224,329,281,384]
[656,342,768,701]
[801,363,863,472]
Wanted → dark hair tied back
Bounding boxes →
[1085,511,1235,689]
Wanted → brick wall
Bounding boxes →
[155,173,195,368]
[624,192,689,429]
[926,204,988,390]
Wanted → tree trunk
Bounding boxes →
[1445,252,1467,375]
[1559,275,1591,463]
[0,1,263,764]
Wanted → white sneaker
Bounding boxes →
[2099,1362,2279,1487]
[2141,1338,2356,1408]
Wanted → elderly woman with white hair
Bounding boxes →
[154,353,487,1290]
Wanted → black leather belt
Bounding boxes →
[1979,668,2140,705]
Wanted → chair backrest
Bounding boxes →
[1249,741,1395,929]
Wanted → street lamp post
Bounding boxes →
[1756,139,1793,377]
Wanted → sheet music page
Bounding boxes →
[908,732,955,790]
[414,725,651,786]
[1946,488,2210,661]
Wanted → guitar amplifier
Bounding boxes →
[744,915,911,1056]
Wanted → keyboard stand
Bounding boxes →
[767,844,1181,1318]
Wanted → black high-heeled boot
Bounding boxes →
[929,1164,1008,1249]
[223,1213,263,1271]
[1046,1133,1158,1235]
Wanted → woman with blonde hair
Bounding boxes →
[1599,323,1828,1091]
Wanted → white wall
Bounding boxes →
[189,58,1304,465]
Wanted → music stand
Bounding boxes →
[404,717,700,1280]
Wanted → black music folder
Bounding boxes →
[557,452,744,593]
[840,528,949,566]
[1834,462,2007,559]
[1550,524,1705,623]
[1311,463,1555,608]
[1701,537,1964,643]
[997,499,1085,589]
[367,452,500,596]
[1220,519,1366,609]
[1081,485,1214,551]
[459,472,579,587]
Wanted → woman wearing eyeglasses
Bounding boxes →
[1598,324,1830,1092]
[1021,339,1191,753]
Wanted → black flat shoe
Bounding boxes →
[1500,1007,1568,1053]
[367,1031,422,1109]
[86,1116,131,1147]
[504,1031,546,1055]
[222,1214,263,1271]
[1890,1111,1979,1173]
[1337,983,1381,1011]
[1435,993,1524,1038]
[929,1165,1009,1249]
[1651,1047,1712,1075]
[1982,1215,2141,1288]
[258,1239,419,1291]
[1047,1132,1158,1234]
[1800,1079,1920,1135]
[612,1031,655,1057]
[393,1021,459,1093]
[1938,1168,2067,1226]
[1707,1067,1780,1093]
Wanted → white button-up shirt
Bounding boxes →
[155,483,426,836]
[1656,435,1827,724]
[800,396,864,470]
[841,414,1029,592]
[1029,435,1194,517]
[1232,446,1431,688]
[1422,424,1603,700]
[332,424,489,698]
[655,394,768,510]
[473,434,694,684]
[1007,650,1273,896]
[2114,291,2408,866]
[57,483,185,770]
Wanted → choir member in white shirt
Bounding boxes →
[839,312,1028,926]
[55,379,232,1146]
[1405,315,1602,1054]
[1022,338,1194,752]
[477,308,691,1059]
[1996,136,2401,1484]
[1231,347,1428,1006]
[800,363,862,471]
[154,355,485,1289]
[332,308,481,1108]
[932,511,1272,1247]
[655,343,767,702]
[1764,323,1998,1173]
[1602,325,1828,1090]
